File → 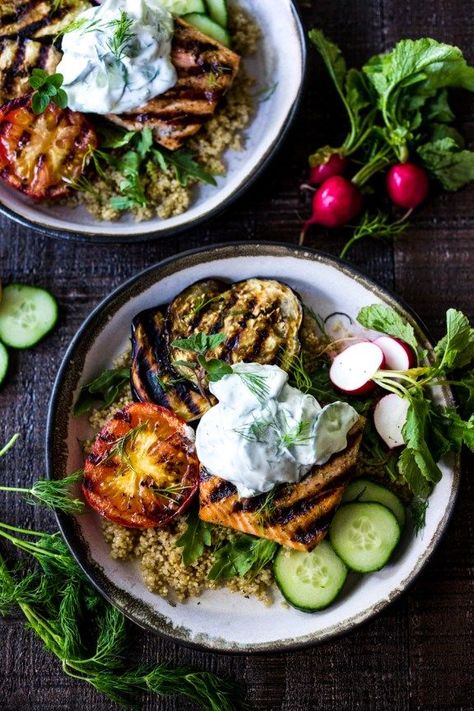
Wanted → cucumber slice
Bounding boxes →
[205,0,228,27]
[274,540,347,612]
[342,479,406,528]
[0,284,58,349]
[0,342,8,385]
[329,502,400,573]
[159,0,206,15]
[184,13,231,47]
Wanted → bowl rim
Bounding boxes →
[0,0,307,244]
[46,241,460,653]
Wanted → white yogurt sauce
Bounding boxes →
[57,0,177,114]
[195,363,359,498]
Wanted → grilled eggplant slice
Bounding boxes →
[0,96,98,199]
[0,38,61,104]
[131,306,213,422]
[168,277,303,383]
[0,0,91,40]
[106,18,241,151]
[199,417,365,551]
[131,277,304,422]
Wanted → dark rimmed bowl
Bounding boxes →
[0,0,306,243]
[46,242,459,653]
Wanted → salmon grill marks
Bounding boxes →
[0,0,91,40]
[199,418,366,552]
[106,18,241,150]
[0,38,61,104]
[130,278,303,422]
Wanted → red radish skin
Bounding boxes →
[386,163,429,209]
[373,335,416,370]
[311,176,363,228]
[329,341,385,394]
[309,154,348,185]
[374,393,409,448]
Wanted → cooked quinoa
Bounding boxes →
[75,5,259,223]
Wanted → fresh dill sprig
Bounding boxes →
[106,10,135,61]
[279,419,313,449]
[238,372,270,403]
[105,421,149,467]
[340,211,410,259]
[192,293,223,315]
[150,482,193,504]
[234,416,274,443]
[0,471,85,515]
[288,354,313,394]
[254,489,277,524]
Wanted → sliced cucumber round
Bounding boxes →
[342,479,406,528]
[205,0,228,27]
[274,540,347,612]
[0,284,58,349]
[0,342,8,385]
[184,13,231,47]
[329,502,400,573]
[159,0,206,15]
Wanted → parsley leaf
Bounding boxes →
[29,70,68,114]
[73,366,130,416]
[176,510,212,566]
[357,304,419,353]
[208,535,277,581]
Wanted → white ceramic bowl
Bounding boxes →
[0,1,306,242]
[46,243,459,652]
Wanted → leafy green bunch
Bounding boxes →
[0,437,245,710]
[308,30,474,254]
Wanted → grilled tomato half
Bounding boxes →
[0,96,97,200]
[83,403,199,529]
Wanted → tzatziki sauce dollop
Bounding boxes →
[195,362,359,498]
[56,0,177,114]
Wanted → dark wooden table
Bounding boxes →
[1,1,473,709]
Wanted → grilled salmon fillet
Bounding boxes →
[0,0,90,40]
[0,38,61,104]
[106,18,241,150]
[131,278,303,422]
[199,417,365,551]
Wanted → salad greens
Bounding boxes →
[208,536,278,582]
[176,510,213,566]
[73,364,130,416]
[0,437,244,711]
[88,126,216,211]
[307,30,474,255]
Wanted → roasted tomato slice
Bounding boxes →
[0,96,97,200]
[83,403,199,529]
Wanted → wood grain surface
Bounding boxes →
[1,1,473,709]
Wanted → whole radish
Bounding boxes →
[308,154,348,185]
[386,163,429,209]
[311,176,363,228]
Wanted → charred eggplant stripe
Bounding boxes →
[0,0,38,25]
[38,41,51,68]
[2,40,24,93]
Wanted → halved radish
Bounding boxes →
[373,336,415,370]
[374,393,409,448]
[329,341,385,394]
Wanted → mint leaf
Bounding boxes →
[357,304,418,353]
[171,333,226,355]
[29,71,67,114]
[31,93,49,114]
[176,511,212,567]
[434,309,474,371]
[202,358,233,382]
[29,68,49,89]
